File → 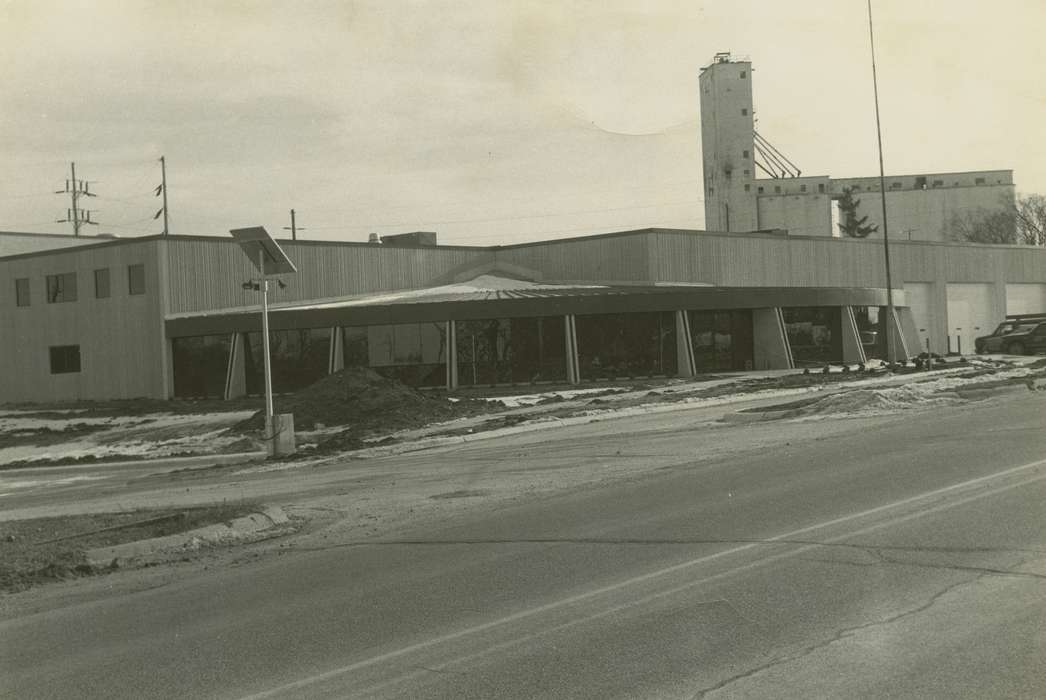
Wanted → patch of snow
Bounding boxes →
[484,387,630,408]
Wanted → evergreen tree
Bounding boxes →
[837,187,879,238]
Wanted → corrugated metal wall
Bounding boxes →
[0,240,164,402]
[166,238,491,314]
[647,230,1046,288]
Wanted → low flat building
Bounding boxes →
[2,227,1043,403]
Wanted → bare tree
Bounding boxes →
[950,192,1046,245]
[1014,193,1046,246]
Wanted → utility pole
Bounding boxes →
[159,156,170,237]
[283,209,304,241]
[55,162,97,236]
[867,0,897,368]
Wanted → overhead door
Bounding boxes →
[1006,284,1046,316]
[946,283,994,355]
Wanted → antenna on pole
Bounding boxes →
[867,0,897,368]
[283,209,305,241]
[55,162,99,235]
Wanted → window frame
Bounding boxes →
[127,263,146,295]
[15,278,30,307]
[94,268,111,299]
[45,272,78,304]
[49,345,82,374]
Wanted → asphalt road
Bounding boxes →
[3,392,1046,699]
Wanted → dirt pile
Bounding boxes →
[239,368,485,436]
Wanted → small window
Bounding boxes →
[744,184,751,192]
[800,184,807,193]
[891,182,903,189]
[15,278,30,307]
[818,183,825,193]
[128,264,145,295]
[975,177,985,185]
[49,345,81,374]
[741,108,748,116]
[740,70,747,79]
[708,186,714,196]
[743,169,750,176]
[757,186,764,194]
[932,179,944,188]
[742,149,749,159]
[774,185,781,194]
[46,272,77,303]
[94,268,110,299]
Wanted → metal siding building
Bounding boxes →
[3,228,1045,403]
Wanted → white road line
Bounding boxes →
[240,456,1046,700]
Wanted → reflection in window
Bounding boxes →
[575,312,676,381]
[344,323,447,387]
[172,335,231,398]
[689,309,754,372]
[456,317,566,386]
[46,272,77,303]
[853,306,885,359]
[246,328,331,394]
[782,307,843,366]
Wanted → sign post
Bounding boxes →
[230,226,297,455]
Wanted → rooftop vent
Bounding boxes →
[379,231,438,247]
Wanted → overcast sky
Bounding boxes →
[2,1,1044,245]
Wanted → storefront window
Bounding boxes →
[575,311,676,381]
[782,307,843,366]
[853,306,886,359]
[172,335,231,398]
[456,316,566,386]
[343,323,447,387]
[246,328,331,394]
[689,309,754,371]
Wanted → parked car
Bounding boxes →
[979,321,1046,355]
[1010,322,1046,355]
[975,316,1046,354]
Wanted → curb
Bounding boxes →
[84,506,290,568]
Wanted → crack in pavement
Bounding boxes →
[689,575,986,699]
[282,536,1046,558]
[797,551,1046,581]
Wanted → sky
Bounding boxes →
[1,0,1044,246]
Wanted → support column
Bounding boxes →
[445,320,458,390]
[675,310,696,377]
[564,314,580,384]
[888,306,912,360]
[840,307,867,365]
[224,332,247,400]
[328,327,344,374]
[898,307,923,358]
[752,307,794,370]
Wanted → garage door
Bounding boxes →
[1006,284,1046,316]
[903,283,935,353]
[946,283,994,355]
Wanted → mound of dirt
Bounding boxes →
[238,368,483,435]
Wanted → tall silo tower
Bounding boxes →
[700,53,758,232]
